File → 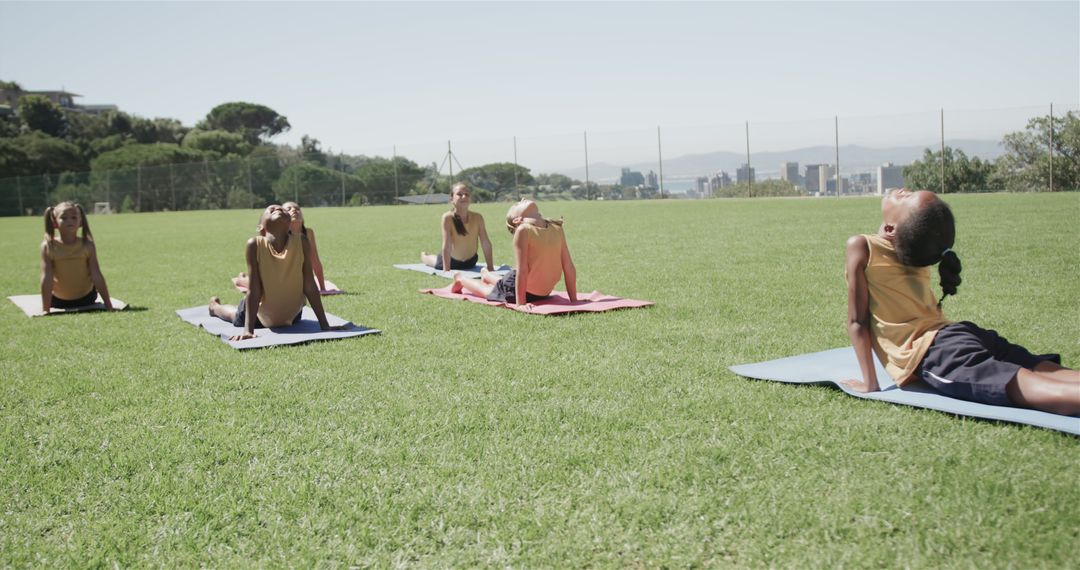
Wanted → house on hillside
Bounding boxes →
[0,86,118,115]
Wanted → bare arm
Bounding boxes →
[842,235,880,393]
[512,227,530,308]
[306,228,326,291]
[85,241,113,310]
[440,213,454,273]
[560,233,577,303]
[39,242,53,314]
[240,238,261,339]
[477,214,495,271]
[302,235,332,330]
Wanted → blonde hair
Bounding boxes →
[43,201,92,244]
[505,203,563,235]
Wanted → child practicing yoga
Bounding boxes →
[842,188,1079,415]
[452,199,576,312]
[235,201,328,291]
[40,201,114,314]
[420,183,496,271]
[211,204,337,340]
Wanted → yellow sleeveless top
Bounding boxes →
[46,239,94,300]
[254,234,306,327]
[447,212,484,260]
[862,233,951,385]
[520,221,565,297]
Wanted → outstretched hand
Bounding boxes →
[512,303,535,313]
[320,324,347,331]
[841,378,879,393]
[229,332,257,341]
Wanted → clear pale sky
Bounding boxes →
[1,1,1077,172]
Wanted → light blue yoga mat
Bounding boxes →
[730,347,1079,436]
[393,263,510,280]
[177,306,380,350]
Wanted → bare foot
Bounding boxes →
[208,296,221,316]
[450,272,464,293]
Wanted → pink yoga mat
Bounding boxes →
[232,277,344,296]
[420,285,653,315]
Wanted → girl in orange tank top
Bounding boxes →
[451,199,577,312]
[842,189,1078,415]
[39,201,114,314]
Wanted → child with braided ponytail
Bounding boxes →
[842,189,1078,415]
[40,201,114,314]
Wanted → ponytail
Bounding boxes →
[937,249,962,307]
[451,212,467,236]
[76,203,93,243]
[43,206,56,242]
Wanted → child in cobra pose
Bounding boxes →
[452,199,576,311]
[40,201,113,313]
[421,183,495,272]
[210,204,335,340]
[234,201,328,291]
[842,188,1078,415]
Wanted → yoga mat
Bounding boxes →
[394,263,510,280]
[420,285,654,315]
[176,306,380,350]
[8,294,128,318]
[232,277,344,296]
[730,347,1079,436]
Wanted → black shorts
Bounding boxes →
[919,321,1061,406]
[52,288,99,309]
[485,269,551,304]
[231,296,303,329]
[434,253,479,271]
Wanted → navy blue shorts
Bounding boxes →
[52,288,98,309]
[231,296,302,329]
[485,269,551,304]
[919,321,1061,406]
[434,253,479,271]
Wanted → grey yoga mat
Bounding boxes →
[176,306,380,350]
[393,263,510,280]
[729,347,1079,436]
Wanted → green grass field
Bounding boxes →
[1,193,1078,567]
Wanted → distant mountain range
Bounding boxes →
[554,139,1005,181]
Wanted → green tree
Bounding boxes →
[200,102,290,144]
[272,162,364,207]
[902,147,995,193]
[131,116,188,144]
[182,129,252,158]
[18,95,67,137]
[457,162,534,200]
[90,144,211,212]
[299,135,328,166]
[353,156,427,203]
[0,132,85,177]
[90,143,207,171]
[994,111,1079,191]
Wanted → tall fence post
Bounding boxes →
[106,170,111,210]
[745,121,752,198]
[340,153,346,207]
[657,126,665,199]
[169,163,176,211]
[835,115,840,198]
[392,145,399,198]
[136,165,142,212]
[16,175,23,215]
[1049,103,1054,192]
[203,158,211,209]
[583,131,590,201]
[513,136,520,200]
[43,174,49,206]
[940,108,945,194]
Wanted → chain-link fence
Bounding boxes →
[2,104,1075,216]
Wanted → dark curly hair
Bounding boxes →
[893,197,962,306]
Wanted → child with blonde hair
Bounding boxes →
[40,201,114,314]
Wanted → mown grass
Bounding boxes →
[0,193,1077,567]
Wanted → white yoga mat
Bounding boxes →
[176,306,380,350]
[8,294,128,318]
[730,347,1079,436]
[393,263,510,280]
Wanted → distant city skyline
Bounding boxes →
[1,1,1076,174]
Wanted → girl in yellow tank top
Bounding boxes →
[420,183,495,272]
[209,204,339,340]
[451,199,577,312]
[232,201,336,294]
[39,201,114,314]
[842,189,1078,415]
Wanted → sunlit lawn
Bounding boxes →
[1,192,1077,567]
